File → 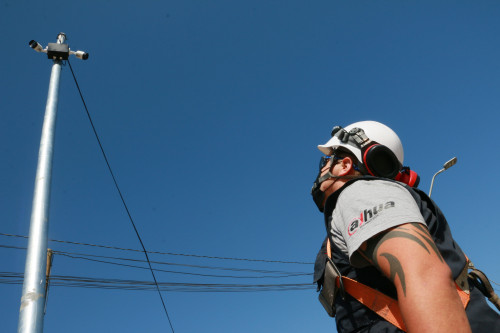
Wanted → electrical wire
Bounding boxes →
[0,272,314,292]
[55,252,310,279]
[67,60,175,332]
[0,242,311,276]
[52,250,311,277]
[3,235,500,289]
[0,232,313,265]
[0,244,311,279]
[53,250,311,275]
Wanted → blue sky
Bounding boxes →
[1,1,499,332]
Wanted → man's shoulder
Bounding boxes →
[325,177,415,216]
[341,178,409,197]
[335,178,419,214]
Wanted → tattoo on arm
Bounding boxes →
[380,252,407,297]
[413,223,444,262]
[358,223,443,297]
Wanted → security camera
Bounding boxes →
[73,50,89,60]
[29,40,44,52]
[29,37,88,62]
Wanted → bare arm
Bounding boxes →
[357,223,471,333]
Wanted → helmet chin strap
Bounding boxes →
[316,173,359,211]
[317,172,358,184]
[311,173,358,213]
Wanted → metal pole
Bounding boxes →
[428,168,444,197]
[18,33,65,333]
[428,157,457,197]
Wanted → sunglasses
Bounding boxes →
[318,155,343,171]
[318,154,360,171]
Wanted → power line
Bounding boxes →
[53,249,311,276]
[56,252,310,279]
[0,244,311,277]
[3,235,500,289]
[2,271,499,294]
[0,272,314,292]
[54,251,310,277]
[0,232,313,265]
[2,245,498,293]
[67,60,175,332]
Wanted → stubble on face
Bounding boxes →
[319,160,340,196]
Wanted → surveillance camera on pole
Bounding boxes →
[428,157,457,197]
[29,35,89,60]
[19,33,88,333]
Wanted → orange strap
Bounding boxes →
[456,254,471,309]
[335,277,470,332]
[456,282,471,309]
[336,276,407,331]
[326,239,470,332]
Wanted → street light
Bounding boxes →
[428,157,457,197]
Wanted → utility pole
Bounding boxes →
[19,33,88,333]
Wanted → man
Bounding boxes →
[312,121,500,332]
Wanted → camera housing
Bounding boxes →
[47,43,70,60]
[29,40,44,52]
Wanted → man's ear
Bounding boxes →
[338,157,355,176]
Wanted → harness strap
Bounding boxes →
[455,281,471,309]
[468,264,500,311]
[326,238,471,332]
[335,275,407,331]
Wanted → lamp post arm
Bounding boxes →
[429,168,445,198]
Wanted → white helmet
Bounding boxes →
[318,121,404,178]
